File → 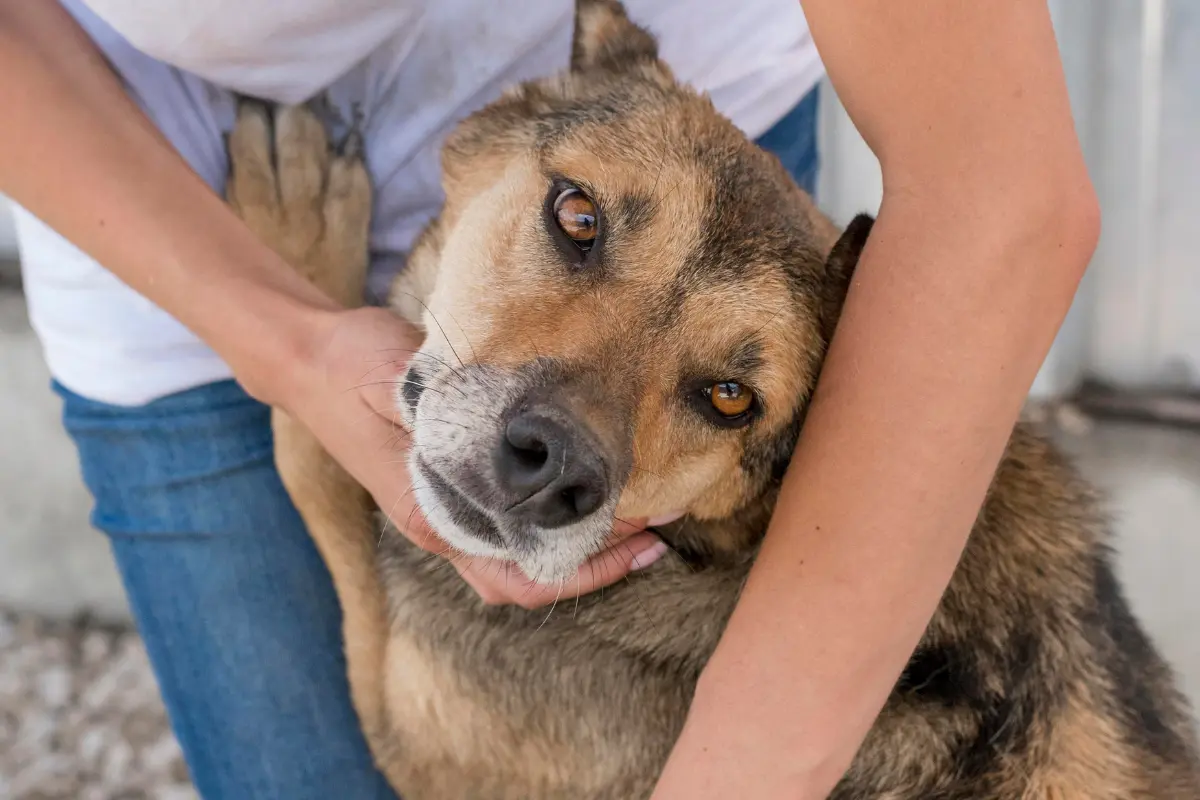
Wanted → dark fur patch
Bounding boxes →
[953,632,1043,789]
[739,406,803,485]
[402,367,426,413]
[682,141,826,295]
[726,340,764,378]
[818,213,873,342]
[897,645,986,707]
[532,86,670,150]
[612,190,655,237]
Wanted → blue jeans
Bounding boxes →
[54,86,820,800]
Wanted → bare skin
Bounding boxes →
[650,2,1099,797]
[0,1,1098,797]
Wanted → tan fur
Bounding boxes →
[224,3,1199,797]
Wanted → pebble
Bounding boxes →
[0,608,196,799]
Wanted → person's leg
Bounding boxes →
[753,83,822,197]
[56,380,397,800]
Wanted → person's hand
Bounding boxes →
[265,305,667,608]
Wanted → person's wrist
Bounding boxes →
[226,296,345,412]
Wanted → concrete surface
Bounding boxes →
[0,286,129,623]
[1,282,1198,715]
[0,610,194,800]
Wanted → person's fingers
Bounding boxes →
[611,514,650,538]
[456,530,669,609]
[322,306,421,421]
[354,322,418,421]
[357,356,408,422]
[347,395,452,557]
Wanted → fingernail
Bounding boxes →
[630,541,669,571]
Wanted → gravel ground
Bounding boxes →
[0,609,196,800]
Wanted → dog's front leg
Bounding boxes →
[225,100,396,770]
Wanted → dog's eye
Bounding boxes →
[709,382,754,419]
[687,380,758,429]
[552,187,598,249]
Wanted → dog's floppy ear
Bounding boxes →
[571,0,662,73]
[819,213,875,342]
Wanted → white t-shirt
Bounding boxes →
[17,0,824,406]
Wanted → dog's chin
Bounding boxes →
[409,459,613,585]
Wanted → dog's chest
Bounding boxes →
[379,628,583,797]
[375,547,688,799]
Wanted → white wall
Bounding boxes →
[0,196,16,259]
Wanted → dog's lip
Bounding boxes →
[416,456,506,549]
[646,510,686,529]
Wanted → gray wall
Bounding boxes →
[816,0,1200,398]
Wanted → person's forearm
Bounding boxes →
[651,1,1099,797]
[0,2,335,405]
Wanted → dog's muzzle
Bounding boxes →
[401,357,627,578]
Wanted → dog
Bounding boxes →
[223,1,1200,796]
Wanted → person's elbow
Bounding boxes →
[885,149,1101,290]
[1021,165,1101,283]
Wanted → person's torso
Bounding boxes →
[19,0,824,405]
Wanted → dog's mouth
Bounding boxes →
[413,454,612,582]
[417,450,688,568]
[414,452,674,583]
[416,456,506,551]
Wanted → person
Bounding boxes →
[0,1,1098,798]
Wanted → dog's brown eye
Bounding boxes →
[710,382,753,418]
[553,188,598,245]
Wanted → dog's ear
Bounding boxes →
[819,213,875,342]
[571,0,662,74]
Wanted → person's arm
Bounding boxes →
[650,2,1099,797]
[0,1,661,606]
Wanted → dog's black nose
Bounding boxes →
[494,406,607,528]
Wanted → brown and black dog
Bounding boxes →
[224,1,1200,797]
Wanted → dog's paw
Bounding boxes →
[226,99,372,306]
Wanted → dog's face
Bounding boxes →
[394,0,872,582]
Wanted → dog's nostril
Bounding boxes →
[506,438,549,470]
[505,420,552,471]
[561,484,603,517]
[511,439,549,470]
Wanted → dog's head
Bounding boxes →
[394,0,874,582]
